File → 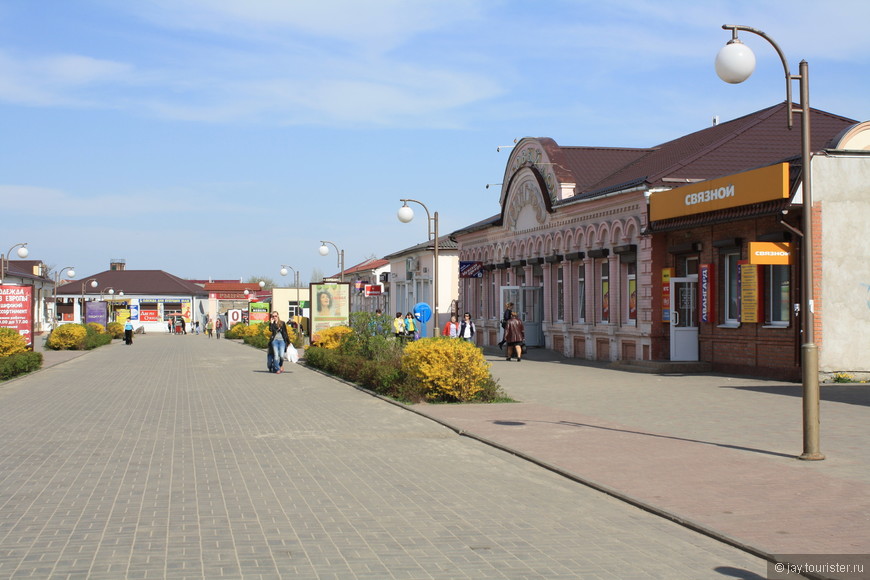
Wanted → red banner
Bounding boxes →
[0,285,33,347]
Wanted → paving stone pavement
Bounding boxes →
[0,335,774,579]
[414,348,870,566]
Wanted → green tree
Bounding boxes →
[246,276,276,290]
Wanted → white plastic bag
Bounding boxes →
[284,343,299,364]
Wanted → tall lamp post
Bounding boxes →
[319,241,345,283]
[715,24,822,460]
[280,265,300,289]
[51,266,75,326]
[0,243,29,284]
[280,266,302,335]
[397,199,439,336]
[80,279,98,324]
[99,288,124,323]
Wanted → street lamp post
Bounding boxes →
[51,266,75,327]
[319,241,345,283]
[80,279,98,323]
[280,266,303,335]
[715,24,823,460]
[397,199,440,336]
[99,288,124,323]
[0,243,29,284]
[280,265,300,290]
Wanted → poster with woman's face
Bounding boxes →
[309,283,350,338]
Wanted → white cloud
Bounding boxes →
[0,51,134,106]
[125,0,486,54]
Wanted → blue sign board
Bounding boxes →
[459,261,484,278]
[413,302,432,337]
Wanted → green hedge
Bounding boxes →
[0,351,43,381]
[84,331,113,350]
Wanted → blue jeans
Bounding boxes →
[270,339,285,372]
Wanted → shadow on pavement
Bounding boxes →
[493,418,796,459]
[724,384,870,407]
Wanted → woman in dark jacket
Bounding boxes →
[498,302,514,348]
[504,312,525,361]
[268,311,291,374]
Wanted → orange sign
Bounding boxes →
[748,242,792,265]
[650,163,790,221]
[739,263,760,323]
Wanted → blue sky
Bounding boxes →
[2,0,869,284]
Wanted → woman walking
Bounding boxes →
[442,314,460,338]
[504,312,525,361]
[498,302,514,348]
[458,313,475,342]
[268,311,290,374]
[124,319,134,345]
[404,312,418,341]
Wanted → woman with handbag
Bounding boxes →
[498,302,514,348]
[268,311,291,374]
[404,312,418,341]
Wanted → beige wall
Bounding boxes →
[814,154,870,373]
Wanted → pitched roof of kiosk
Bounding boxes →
[56,270,208,296]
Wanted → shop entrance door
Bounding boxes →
[670,276,699,361]
[501,286,544,347]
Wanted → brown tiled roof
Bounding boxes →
[565,102,858,200]
[4,260,50,282]
[383,235,458,260]
[343,258,389,276]
[203,282,261,292]
[56,270,208,296]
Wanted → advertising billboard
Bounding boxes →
[309,282,350,341]
[0,285,33,347]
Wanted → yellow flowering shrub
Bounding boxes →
[314,325,352,349]
[402,337,491,402]
[47,324,87,350]
[106,322,124,339]
[0,328,27,357]
[86,322,106,334]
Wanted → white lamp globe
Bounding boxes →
[118,291,124,296]
[67,269,76,278]
[715,40,756,84]
[108,289,115,295]
[258,281,265,288]
[397,205,414,223]
[280,268,288,277]
[16,246,29,259]
[319,244,329,256]
[90,280,98,288]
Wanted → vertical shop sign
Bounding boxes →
[699,264,714,323]
[739,262,760,323]
[662,268,674,322]
[0,285,33,347]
